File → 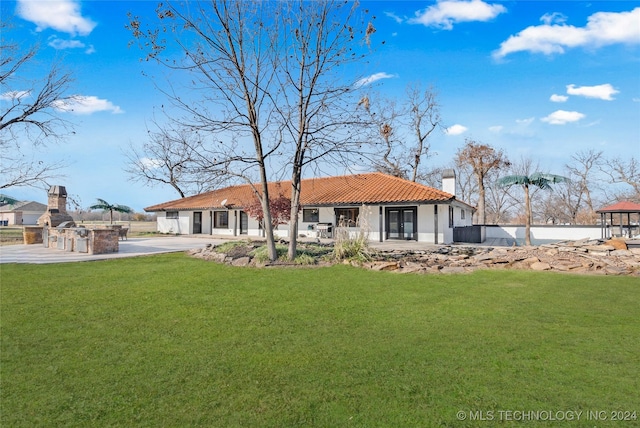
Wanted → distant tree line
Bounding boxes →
[68,210,156,223]
[439,143,638,226]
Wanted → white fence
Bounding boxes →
[485,224,605,245]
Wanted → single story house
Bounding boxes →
[0,201,47,226]
[144,171,475,244]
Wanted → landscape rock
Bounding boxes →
[187,237,639,277]
[231,256,251,267]
[531,262,551,271]
[371,261,400,271]
[606,239,628,250]
[611,249,632,257]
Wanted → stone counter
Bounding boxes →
[35,226,119,255]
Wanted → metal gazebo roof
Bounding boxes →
[595,201,640,239]
[596,201,640,214]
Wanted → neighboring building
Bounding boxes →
[144,172,475,244]
[0,201,47,225]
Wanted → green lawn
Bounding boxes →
[1,254,638,427]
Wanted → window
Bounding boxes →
[166,211,178,219]
[303,208,319,223]
[461,209,466,220]
[214,211,228,228]
[335,208,359,227]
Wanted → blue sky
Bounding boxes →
[3,0,639,211]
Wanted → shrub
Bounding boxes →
[215,240,251,254]
[250,243,288,263]
[332,205,372,263]
[292,253,316,265]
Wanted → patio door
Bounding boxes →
[193,212,202,234]
[386,207,417,240]
[239,211,248,235]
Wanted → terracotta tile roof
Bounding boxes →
[596,201,640,213]
[144,172,459,212]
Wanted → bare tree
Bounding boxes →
[1,21,75,189]
[406,84,441,182]
[485,178,516,224]
[129,1,285,260]
[361,95,406,177]
[272,1,374,260]
[455,139,509,224]
[124,119,228,198]
[128,0,374,261]
[363,84,442,182]
[560,149,603,223]
[601,156,640,203]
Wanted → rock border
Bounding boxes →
[188,238,640,276]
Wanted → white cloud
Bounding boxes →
[52,96,123,115]
[48,37,85,50]
[354,72,397,88]
[1,90,31,101]
[540,12,567,26]
[409,0,506,30]
[488,125,503,133]
[445,124,468,135]
[566,83,619,100]
[384,11,404,24]
[550,94,568,103]
[494,7,640,58]
[515,117,535,126]
[541,110,585,125]
[16,0,96,36]
[141,158,163,169]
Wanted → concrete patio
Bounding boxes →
[0,236,225,264]
[1,234,514,264]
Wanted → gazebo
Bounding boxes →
[596,201,640,239]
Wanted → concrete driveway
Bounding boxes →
[0,236,224,264]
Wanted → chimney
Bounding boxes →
[37,185,74,227]
[442,169,456,196]
[47,185,68,214]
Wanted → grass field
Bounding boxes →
[1,254,638,427]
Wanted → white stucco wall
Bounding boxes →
[157,212,190,234]
[486,225,603,244]
[154,203,467,244]
[415,204,453,244]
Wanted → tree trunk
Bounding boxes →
[257,165,277,261]
[524,183,531,246]
[477,173,486,225]
[288,165,302,261]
